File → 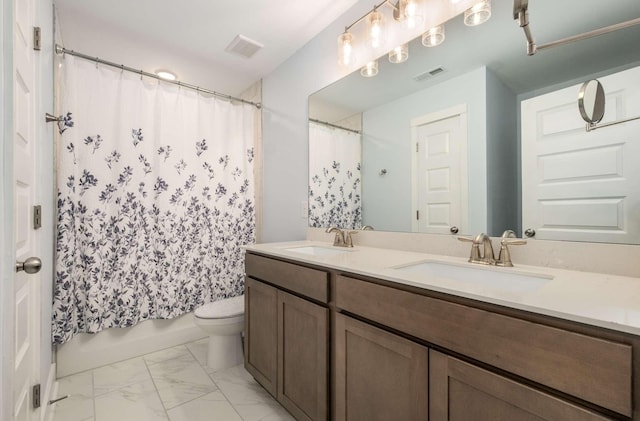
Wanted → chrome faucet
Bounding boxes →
[325,227,357,248]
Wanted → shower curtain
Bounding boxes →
[53,55,257,345]
[308,121,362,229]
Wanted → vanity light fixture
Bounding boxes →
[389,43,409,63]
[464,0,491,26]
[361,60,379,77]
[156,70,177,81]
[338,0,487,77]
[422,25,445,47]
[338,31,355,67]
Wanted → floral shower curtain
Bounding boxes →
[308,121,362,229]
[53,55,257,344]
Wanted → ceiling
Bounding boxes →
[54,0,361,95]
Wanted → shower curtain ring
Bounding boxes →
[95,58,99,69]
[120,64,124,74]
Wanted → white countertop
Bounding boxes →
[245,240,640,336]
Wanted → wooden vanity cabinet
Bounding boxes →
[245,252,636,420]
[245,253,329,421]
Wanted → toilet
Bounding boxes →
[193,295,245,371]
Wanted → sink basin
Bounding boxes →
[394,260,552,292]
[284,246,351,257]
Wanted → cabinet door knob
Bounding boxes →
[524,229,536,238]
[450,226,459,234]
[16,257,42,274]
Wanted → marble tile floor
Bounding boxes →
[53,338,295,421]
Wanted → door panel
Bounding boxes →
[522,65,640,243]
[277,290,328,421]
[12,0,40,417]
[244,278,278,396]
[429,350,613,421]
[412,109,467,234]
[334,313,429,421]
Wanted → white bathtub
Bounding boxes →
[56,312,206,377]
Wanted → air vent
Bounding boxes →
[413,66,446,82]
[225,34,264,59]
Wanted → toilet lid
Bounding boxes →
[195,295,244,319]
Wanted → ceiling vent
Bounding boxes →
[225,34,264,59]
[413,66,446,82]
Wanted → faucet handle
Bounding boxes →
[345,230,357,247]
[458,236,482,262]
[496,238,527,267]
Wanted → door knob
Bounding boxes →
[450,226,459,234]
[16,257,42,274]
[524,228,536,238]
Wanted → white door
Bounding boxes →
[411,106,468,234]
[522,65,640,243]
[12,0,42,417]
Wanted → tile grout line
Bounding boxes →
[142,350,172,419]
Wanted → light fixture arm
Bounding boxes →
[514,0,640,56]
[344,0,398,31]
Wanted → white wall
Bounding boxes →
[361,67,488,233]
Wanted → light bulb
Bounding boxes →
[367,10,385,50]
[389,43,409,64]
[464,0,491,26]
[156,70,176,81]
[361,60,379,77]
[422,25,445,47]
[404,0,422,29]
[338,32,354,67]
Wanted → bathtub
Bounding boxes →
[56,312,206,377]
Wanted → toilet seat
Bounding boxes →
[195,295,244,319]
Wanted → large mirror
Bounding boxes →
[308,0,640,243]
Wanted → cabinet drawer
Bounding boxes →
[245,253,329,303]
[336,275,632,417]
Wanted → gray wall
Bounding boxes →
[261,1,374,242]
[486,68,518,236]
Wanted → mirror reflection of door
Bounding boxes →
[411,105,468,234]
[522,65,640,244]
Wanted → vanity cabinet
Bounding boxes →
[245,251,636,420]
[334,313,429,421]
[245,253,329,421]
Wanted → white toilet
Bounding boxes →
[194,295,245,371]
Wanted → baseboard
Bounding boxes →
[56,313,206,377]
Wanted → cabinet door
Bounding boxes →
[277,291,329,421]
[429,350,614,421]
[245,277,278,396]
[334,313,429,421]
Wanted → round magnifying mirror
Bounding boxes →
[578,79,605,124]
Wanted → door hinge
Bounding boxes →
[416,210,420,220]
[33,205,42,229]
[33,27,41,51]
[32,384,41,409]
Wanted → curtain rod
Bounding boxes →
[309,118,361,134]
[54,44,262,109]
